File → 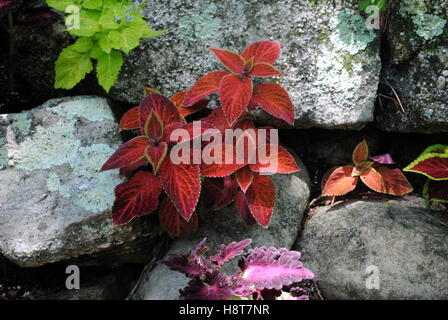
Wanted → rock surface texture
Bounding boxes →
[376,0,448,133]
[15,0,381,129]
[295,200,448,300]
[128,159,311,300]
[0,96,162,267]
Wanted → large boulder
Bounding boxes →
[295,200,448,299]
[0,96,163,267]
[128,158,311,300]
[15,0,380,129]
[376,1,448,133]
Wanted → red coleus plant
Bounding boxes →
[321,140,413,197]
[404,144,448,204]
[162,238,314,300]
[183,41,294,126]
[102,93,210,235]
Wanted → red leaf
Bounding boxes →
[145,142,168,173]
[321,165,358,196]
[352,140,369,165]
[167,120,216,144]
[101,136,148,170]
[200,144,246,177]
[235,166,254,193]
[201,177,238,210]
[251,84,294,125]
[203,107,230,132]
[119,158,147,176]
[404,153,448,180]
[377,166,413,196]
[235,191,257,226]
[170,91,209,117]
[144,110,164,140]
[159,157,201,220]
[209,48,244,74]
[159,198,198,237]
[119,106,140,130]
[241,41,281,64]
[220,74,253,125]
[139,93,183,128]
[112,171,162,225]
[424,180,448,203]
[360,167,387,193]
[184,71,228,106]
[250,63,283,77]
[249,145,300,174]
[246,174,275,227]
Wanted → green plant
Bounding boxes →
[358,0,387,15]
[404,145,448,205]
[46,0,165,92]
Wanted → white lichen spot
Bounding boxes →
[52,98,115,122]
[10,120,80,171]
[334,11,376,55]
[177,3,222,41]
[46,172,71,198]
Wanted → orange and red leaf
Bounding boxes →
[321,165,358,196]
[352,140,369,165]
[241,41,281,64]
[111,171,162,225]
[249,145,299,174]
[101,136,148,170]
[184,71,229,107]
[158,197,198,237]
[170,91,209,117]
[119,106,140,131]
[251,84,294,125]
[250,63,283,77]
[220,74,253,125]
[360,167,387,193]
[245,174,276,227]
[209,48,244,74]
[377,166,413,196]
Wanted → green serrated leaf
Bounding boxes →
[98,31,113,53]
[108,26,141,54]
[96,50,123,92]
[54,46,93,89]
[90,42,105,59]
[68,9,101,37]
[99,8,120,30]
[46,0,75,12]
[82,0,103,10]
[71,37,94,53]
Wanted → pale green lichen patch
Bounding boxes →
[335,11,376,55]
[0,138,7,168]
[10,113,32,136]
[177,3,222,41]
[10,119,81,171]
[46,172,71,198]
[52,97,115,122]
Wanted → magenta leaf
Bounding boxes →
[180,271,232,300]
[370,153,395,165]
[238,247,315,290]
[210,239,252,266]
[161,254,202,278]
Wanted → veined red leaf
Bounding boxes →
[170,91,209,117]
[119,158,147,176]
[144,110,164,140]
[377,166,413,196]
[352,161,374,177]
[167,120,216,144]
[241,41,281,64]
[184,71,228,106]
[251,84,294,125]
[250,145,299,174]
[209,48,244,74]
[360,167,387,193]
[200,143,246,177]
[111,171,162,225]
[159,157,201,221]
[352,140,369,165]
[322,165,358,196]
[424,180,448,203]
[220,74,253,125]
[139,93,183,128]
[158,197,198,237]
[250,63,283,77]
[210,239,252,266]
[235,191,257,226]
[246,174,275,227]
[235,166,254,193]
[203,107,230,133]
[403,153,448,181]
[201,177,238,210]
[101,136,148,170]
[242,56,254,74]
[145,142,168,173]
[119,106,140,130]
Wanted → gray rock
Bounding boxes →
[0,96,162,267]
[15,0,380,130]
[377,1,448,133]
[295,200,448,300]
[128,158,311,300]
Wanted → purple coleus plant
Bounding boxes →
[161,238,315,300]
